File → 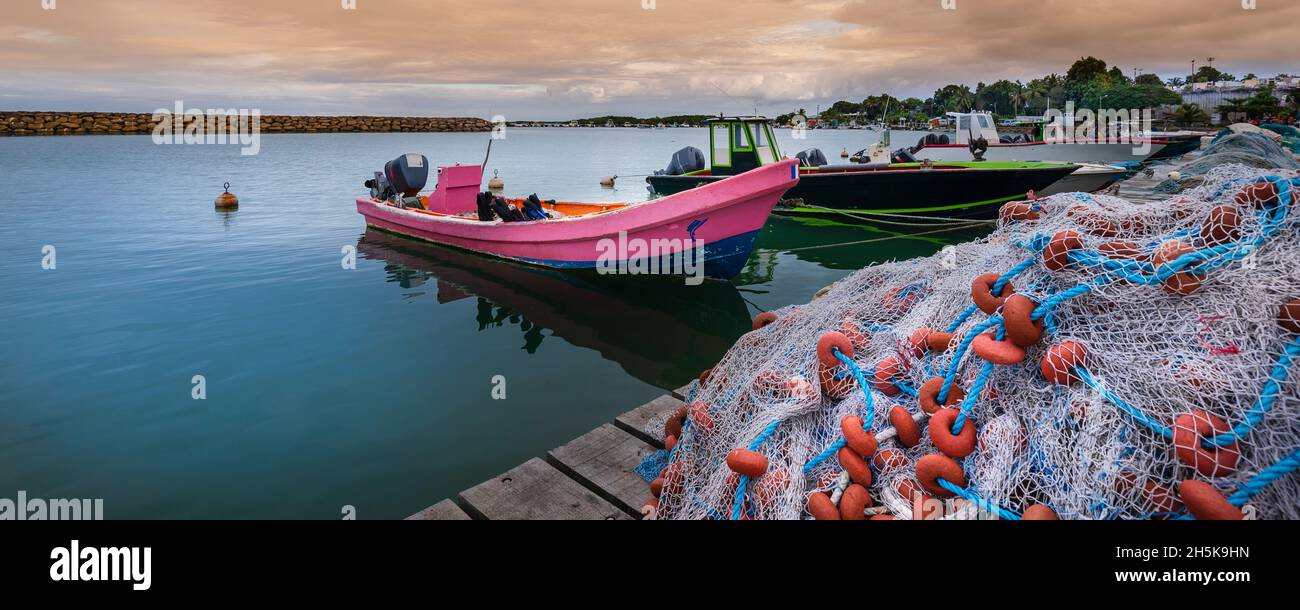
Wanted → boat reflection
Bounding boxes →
[356,228,754,390]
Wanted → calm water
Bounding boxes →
[0,127,986,518]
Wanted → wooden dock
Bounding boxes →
[406,384,692,520]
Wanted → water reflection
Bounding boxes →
[356,229,754,389]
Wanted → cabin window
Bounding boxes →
[977,114,992,129]
[732,123,752,151]
[752,123,776,165]
[957,115,970,132]
[712,123,731,166]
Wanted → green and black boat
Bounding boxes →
[646,116,1079,221]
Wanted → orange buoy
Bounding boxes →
[214,182,239,208]
[818,364,856,400]
[1002,294,1044,347]
[662,460,686,497]
[840,484,871,520]
[998,201,1040,224]
[971,272,1014,314]
[1278,298,1300,334]
[753,467,791,509]
[873,356,903,396]
[726,448,769,477]
[840,320,870,352]
[1041,341,1087,385]
[816,331,854,368]
[869,514,896,520]
[664,434,678,451]
[918,376,964,414]
[841,415,877,458]
[928,408,976,458]
[1098,240,1142,260]
[1152,240,1203,295]
[785,375,817,401]
[889,406,921,448]
[1232,180,1281,208]
[664,406,688,439]
[807,491,840,520]
[907,327,931,358]
[1042,230,1083,271]
[873,449,909,473]
[1021,504,1059,520]
[698,368,712,386]
[689,400,715,435]
[926,331,955,352]
[1180,480,1244,520]
[916,453,965,497]
[838,446,873,487]
[1200,205,1241,247]
[650,477,664,498]
[752,311,777,330]
[971,332,1026,365]
[1172,411,1240,477]
[1068,205,1119,237]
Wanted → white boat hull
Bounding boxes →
[1037,163,1129,196]
[913,140,1166,164]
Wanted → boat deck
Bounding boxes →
[407,385,693,520]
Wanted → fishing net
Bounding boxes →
[642,158,1300,521]
[1156,132,1298,193]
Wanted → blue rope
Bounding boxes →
[731,419,782,520]
[936,478,1023,520]
[1227,449,1300,507]
[1077,366,1174,440]
[1205,335,1300,446]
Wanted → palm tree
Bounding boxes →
[1169,103,1209,126]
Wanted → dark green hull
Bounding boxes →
[647,162,1077,221]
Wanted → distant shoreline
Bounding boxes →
[0,112,493,137]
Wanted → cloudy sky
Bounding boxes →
[2,0,1296,119]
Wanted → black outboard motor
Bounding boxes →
[660,146,706,176]
[891,148,919,163]
[385,153,429,197]
[795,148,828,167]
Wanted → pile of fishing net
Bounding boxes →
[641,163,1300,520]
[1156,131,1298,193]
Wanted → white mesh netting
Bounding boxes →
[645,163,1300,521]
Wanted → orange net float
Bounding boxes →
[906,327,930,357]
[869,514,896,520]
[873,356,904,396]
[698,367,713,387]
[752,467,790,511]
[928,408,977,458]
[971,272,1015,315]
[819,364,857,399]
[916,453,965,498]
[840,483,872,520]
[841,415,878,458]
[751,370,785,397]
[882,284,926,314]
[817,331,854,368]
[919,376,964,414]
[664,434,678,451]
[1097,240,1143,260]
[784,375,818,402]
[807,491,840,520]
[661,459,686,497]
[1040,341,1088,385]
[840,319,871,352]
[971,331,1026,365]
[1152,239,1203,295]
[1002,294,1044,348]
[838,446,873,487]
[1042,230,1083,271]
[726,448,769,478]
[1180,479,1245,520]
[1172,410,1241,477]
[998,201,1041,224]
[1232,180,1285,209]
[1020,504,1059,520]
[1068,205,1119,237]
[751,311,777,330]
[1113,473,1183,515]
[873,448,909,473]
[664,405,688,439]
[1199,205,1242,247]
[889,406,922,448]
[689,400,715,436]
[650,477,665,498]
[1279,298,1300,333]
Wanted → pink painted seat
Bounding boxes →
[424,164,483,215]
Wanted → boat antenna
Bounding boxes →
[480,137,493,184]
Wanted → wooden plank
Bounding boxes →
[405,498,472,521]
[547,424,657,518]
[458,458,629,520]
[614,394,685,448]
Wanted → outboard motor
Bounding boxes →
[891,148,918,163]
[660,146,706,176]
[795,148,828,167]
[364,153,429,201]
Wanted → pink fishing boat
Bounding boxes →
[355,157,799,279]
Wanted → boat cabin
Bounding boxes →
[947,112,1001,145]
[706,116,783,176]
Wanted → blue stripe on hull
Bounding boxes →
[515,230,761,280]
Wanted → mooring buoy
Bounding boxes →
[215,182,239,208]
[488,170,504,190]
[840,148,849,158]
[600,175,617,188]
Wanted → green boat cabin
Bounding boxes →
[707,116,784,176]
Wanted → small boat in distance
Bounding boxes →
[646,116,1078,220]
[356,156,800,280]
[909,111,1169,164]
